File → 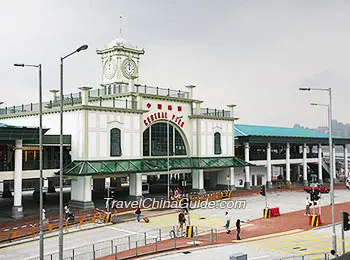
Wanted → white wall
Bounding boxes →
[234,166,267,187]
[193,119,233,157]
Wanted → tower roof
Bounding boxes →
[105,37,138,49]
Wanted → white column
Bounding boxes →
[333,145,336,179]
[229,167,235,190]
[286,143,291,183]
[244,143,251,189]
[267,143,272,188]
[344,145,349,178]
[70,176,94,209]
[318,144,323,184]
[129,173,142,198]
[12,139,23,219]
[303,144,308,185]
[192,169,205,193]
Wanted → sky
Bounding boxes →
[1,0,350,128]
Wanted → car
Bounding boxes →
[304,183,330,194]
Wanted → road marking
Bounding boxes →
[232,229,304,243]
[105,226,138,234]
[249,255,270,259]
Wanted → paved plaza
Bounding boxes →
[0,189,349,259]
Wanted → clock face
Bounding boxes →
[122,58,137,79]
[103,58,117,79]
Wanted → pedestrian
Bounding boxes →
[225,212,231,234]
[236,219,241,240]
[135,207,141,222]
[305,196,311,216]
[178,210,186,235]
[42,208,46,221]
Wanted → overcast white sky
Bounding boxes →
[1,0,350,128]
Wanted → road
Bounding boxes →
[0,189,349,260]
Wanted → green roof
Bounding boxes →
[235,124,330,138]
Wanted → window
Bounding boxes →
[110,128,122,156]
[214,132,221,154]
[143,122,187,156]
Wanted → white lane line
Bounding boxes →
[249,255,271,259]
[105,226,138,234]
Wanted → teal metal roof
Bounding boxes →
[234,124,329,138]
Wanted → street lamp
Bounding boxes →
[167,116,183,200]
[59,45,88,259]
[14,63,44,259]
[299,87,336,253]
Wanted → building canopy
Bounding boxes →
[57,156,253,176]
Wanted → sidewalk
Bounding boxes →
[98,201,350,260]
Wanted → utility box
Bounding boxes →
[229,253,247,260]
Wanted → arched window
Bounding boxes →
[110,128,121,156]
[214,132,221,155]
[143,123,187,156]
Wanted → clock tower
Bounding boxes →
[96,37,145,85]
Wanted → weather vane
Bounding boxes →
[120,15,122,37]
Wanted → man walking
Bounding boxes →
[225,212,231,234]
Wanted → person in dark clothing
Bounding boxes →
[135,208,141,222]
[178,210,186,235]
[236,219,241,240]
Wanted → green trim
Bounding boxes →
[58,156,252,176]
[23,135,71,145]
[0,105,147,120]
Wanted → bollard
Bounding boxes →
[210,229,214,244]
[144,232,147,245]
[128,236,131,250]
[111,240,114,254]
[195,226,198,239]
[159,229,162,241]
[174,233,177,249]
[155,238,158,252]
[192,229,196,246]
[135,241,138,256]
[48,224,53,232]
[79,219,83,226]
[92,244,96,260]
[114,245,118,260]
[72,249,75,260]
[92,217,96,223]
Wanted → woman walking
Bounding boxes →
[236,219,241,240]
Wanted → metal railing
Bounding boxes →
[25,225,217,260]
[193,108,231,118]
[270,252,333,259]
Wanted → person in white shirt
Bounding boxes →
[305,196,311,216]
[225,212,231,234]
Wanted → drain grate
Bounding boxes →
[183,251,191,254]
[299,248,307,251]
[199,217,206,220]
[293,247,300,249]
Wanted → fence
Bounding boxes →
[25,226,217,260]
[271,252,333,259]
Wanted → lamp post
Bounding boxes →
[59,45,88,259]
[299,87,336,253]
[167,116,183,200]
[14,63,43,259]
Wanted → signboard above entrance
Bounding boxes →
[144,112,184,128]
